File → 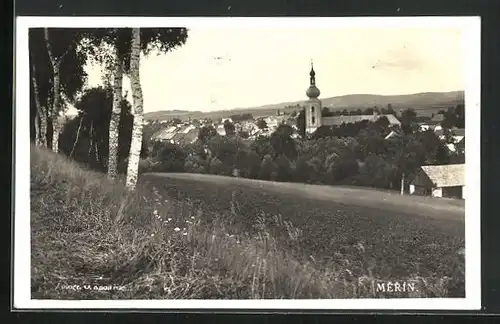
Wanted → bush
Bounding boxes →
[258,154,277,180]
[151,142,187,173]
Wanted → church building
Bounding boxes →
[304,63,401,136]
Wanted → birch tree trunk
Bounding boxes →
[107,50,124,180]
[125,28,144,191]
[30,51,47,147]
[33,110,40,146]
[44,28,72,153]
[51,64,62,153]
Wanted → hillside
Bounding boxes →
[144,90,464,121]
[30,146,465,299]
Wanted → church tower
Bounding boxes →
[305,61,322,136]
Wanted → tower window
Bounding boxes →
[312,116,315,124]
[311,106,315,113]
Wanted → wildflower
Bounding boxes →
[151,233,155,237]
[174,227,180,232]
[168,218,172,221]
[153,210,158,215]
[183,232,187,236]
[191,216,195,219]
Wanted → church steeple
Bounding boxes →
[304,60,323,137]
[309,60,316,86]
[306,60,320,99]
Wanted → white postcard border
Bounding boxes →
[14,16,481,310]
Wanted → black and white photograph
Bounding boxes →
[14,16,481,310]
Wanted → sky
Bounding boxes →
[82,26,465,114]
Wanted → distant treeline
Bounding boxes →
[229,113,254,122]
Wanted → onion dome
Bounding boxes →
[306,62,320,99]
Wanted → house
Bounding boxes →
[264,116,279,128]
[417,113,447,131]
[241,121,258,134]
[151,125,179,142]
[434,128,465,153]
[151,124,199,146]
[171,128,199,146]
[434,128,465,141]
[216,124,226,136]
[409,164,465,199]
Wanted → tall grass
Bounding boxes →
[30,145,462,299]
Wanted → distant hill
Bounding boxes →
[144,90,465,121]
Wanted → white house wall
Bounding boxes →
[432,187,443,198]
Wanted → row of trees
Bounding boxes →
[147,114,464,191]
[29,27,188,190]
[320,104,397,117]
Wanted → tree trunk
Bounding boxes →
[70,115,84,158]
[44,28,73,153]
[107,51,124,180]
[29,51,47,147]
[44,28,62,152]
[33,109,40,146]
[51,66,62,152]
[400,172,405,195]
[52,120,60,152]
[125,28,144,191]
[88,121,94,156]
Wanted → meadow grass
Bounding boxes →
[30,145,464,299]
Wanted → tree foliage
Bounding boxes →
[198,125,218,143]
[256,118,268,130]
[296,108,306,138]
[223,120,236,136]
[81,28,189,78]
[29,28,88,144]
[59,87,146,172]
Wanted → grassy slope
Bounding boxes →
[143,173,465,297]
[31,145,465,299]
[144,91,464,121]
